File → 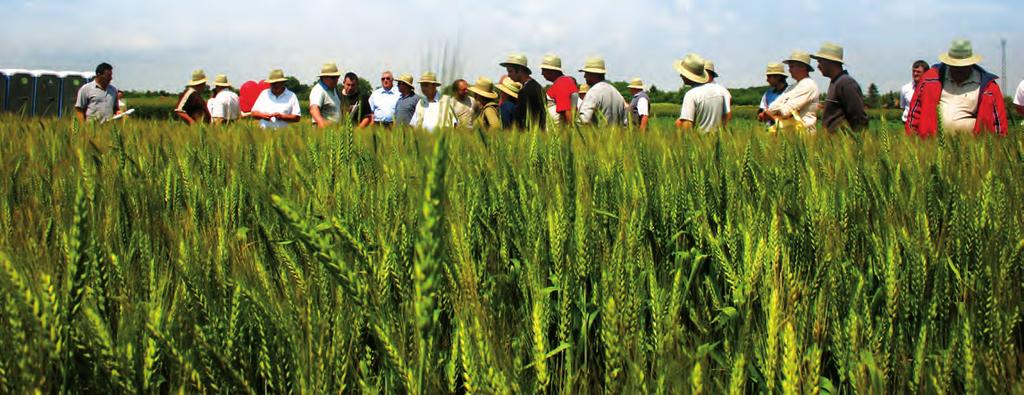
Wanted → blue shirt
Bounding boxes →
[761,85,787,109]
[500,101,517,129]
[368,86,401,122]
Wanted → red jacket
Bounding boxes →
[905,64,1008,137]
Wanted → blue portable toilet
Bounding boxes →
[0,70,8,112]
[33,70,62,117]
[6,69,34,115]
[57,71,89,117]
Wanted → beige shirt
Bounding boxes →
[768,77,819,133]
[452,95,475,128]
[939,69,981,133]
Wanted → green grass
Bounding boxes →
[0,115,1021,393]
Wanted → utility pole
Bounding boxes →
[1001,37,1007,83]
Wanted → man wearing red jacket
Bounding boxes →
[905,39,1008,137]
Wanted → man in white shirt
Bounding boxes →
[207,74,240,124]
[1014,79,1024,119]
[410,72,456,131]
[704,60,733,126]
[251,69,301,129]
[577,57,627,126]
[309,63,342,128]
[900,60,930,124]
[368,71,401,126]
[674,53,728,133]
[767,50,820,133]
[627,78,650,131]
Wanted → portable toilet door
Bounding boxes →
[6,70,34,115]
[34,71,62,117]
[0,70,8,112]
[58,72,88,117]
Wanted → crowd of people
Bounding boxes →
[74,39,1022,136]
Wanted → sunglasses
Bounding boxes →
[381,77,393,81]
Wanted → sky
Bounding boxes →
[2,0,1022,95]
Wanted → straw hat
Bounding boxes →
[783,50,814,71]
[540,54,563,72]
[500,53,531,74]
[496,78,522,99]
[396,73,415,88]
[939,39,983,67]
[188,69,207,86]
[418,71,442,86]
[810,42,845,64]
[213,74,232,88]
[319,62,342,77]
[673,53,709,84]
[578,83,590,94]
[627,78,645,90]
[467,77,498,99]
[579,57,607,74]
[266,69,288,83]
[704,61,719,78]
[765,63,787,77]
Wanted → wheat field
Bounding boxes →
[0,115,1021,394]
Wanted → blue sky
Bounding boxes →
[2,0,1022,94]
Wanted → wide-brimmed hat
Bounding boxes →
[704,61,719,78]
[578,83,590,94]
[765,63,787,77]
[319,62,342,77]
[810,42,845,64]
[213,74,232,88]
[468,77,498,99]
[418,71,442,86]
[939,39,983,67]
[496,78,522,99]
[579,57,607,74]
[500,53,531,74]
[396,73,415,88]
[540,54,563,72]
[627,78,645,90]
[266,69,288,84]
[783,50,814,71]
[673,53,709,84]
[188,69,207,86]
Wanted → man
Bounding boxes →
[450,79,475,128]
[757,63,789,125]
[811,43,869,132]
[369,71,401,126]
[500,53,546,129]
[208,74,240,124]
[250,69,302,129]
[901,61,930,124]
[174,70,210,125]
[410,71,456,131]
[674,53,729,132]
[627,78,650,131]
[577,57,627,126]
[309,62,342,128]
[704,60,733,125]
[578,83,589,103]
[116,90,127,115]
[393,73,420,126]
[767,50,819,133]
[74,62,118,122]
[540,54,578,125]
[339,72,373,128]
[1013,79,1024,118]
[906,39,1008,136]
[496,77,521,129]
[467,77,501,130]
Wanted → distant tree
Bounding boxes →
[866,83,880,108]
[285,77,310,98]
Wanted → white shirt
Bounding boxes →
[900,81,915,123]
[1014,80,1024,107]
[577,81,627,125]
[635,97,650,117]
[309,83,341,124]
[767,77,819,132]
[368,86,401,122]
[410,92,457,131]
[208,89,241,121]
[252,88,301,129]
[707,82,732,114]
[679,84,729,133]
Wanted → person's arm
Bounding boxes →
[175,111,196,125]
[74,87,89,123]
[484,107,501,131]
[410,102,423,127]
[577,95,596,124]
[278,96,302,123]
[358,116,372,128]
[1016,104,1024,116]
[638,97,650,132]
[841,81,869,129]
[677,94,695,130]
[310,106,329,128]
[75,107,86,123]
[770,82,814,119]
[676,119,693,130]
